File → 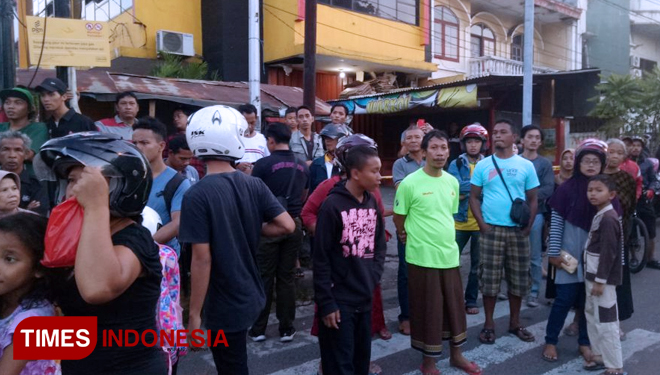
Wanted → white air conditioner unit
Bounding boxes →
[631,68,643,78]
[156,30,195,57]
[630,55,641,68]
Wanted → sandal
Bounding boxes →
[465,306,479,315]
[419,365,441,375]
[295,268,305,278]
[542,344,558,362]
[479,328,496,344]
[599,371,627,375]
[583,362,605,371]
[450,361,482,375]
[508,327,535,342]
[369,362,382,375]
[377,328,392,340]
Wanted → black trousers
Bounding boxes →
[209,330,248,375]
[318,304,372,375]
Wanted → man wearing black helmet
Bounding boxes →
[309,124,348,192]
[630,136,660,269]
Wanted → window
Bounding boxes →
[32,0,134,21]
[433,6,459,61]
[470,24,495,58]
[511,34,523,62]
[319,0,418,25]
[640,58,657,74]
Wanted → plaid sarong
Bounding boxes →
[479,225,531,297]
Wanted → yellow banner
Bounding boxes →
[26,16,111,68]
[437,84,478,108]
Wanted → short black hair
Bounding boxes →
[115,91,138,104]
[265,122,292,145]
[285,107,297,116]
[589,174,618,192]
[345,145,379,179]
[330,103,349,116]
[168,134,191,154]
[238,103,258,115]
[296,105,312,116]
[173,105,193,117]
[421,129,450,150]
[494,119,516,132]
[521,125,544,141]
[134,116,168,141]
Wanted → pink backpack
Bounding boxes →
[157,244,187,369]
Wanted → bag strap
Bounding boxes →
[161,173,186,214]
[284,158,299,200]
[491,156,514,203]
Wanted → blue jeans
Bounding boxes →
[530,214,545,298]
[545,282,589,346]
[397,239,409,322]
[455,230,480,307]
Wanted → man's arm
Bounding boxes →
[392,160,405,190]
[313,206,340,328]
[523,187,538,235]
[153,210,180,244]
[469,184,490,233]
[393,213,407,244]
[262,211,295,237]
[537,161,556,201]
[187,243,211,337]
[447,159,471,196]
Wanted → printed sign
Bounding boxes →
[26,16,111,67]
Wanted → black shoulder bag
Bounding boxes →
[491,156,531,227]
[277,159,299,211]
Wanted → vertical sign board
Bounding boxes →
[26,16,111,67]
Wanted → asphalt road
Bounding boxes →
[177,187,660,375]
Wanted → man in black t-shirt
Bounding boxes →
[179,106,295,375]
[250,123,310,343]
[36,78,95,139]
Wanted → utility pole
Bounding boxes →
[248,0,261,130]
[522,0,534,126]
[303,0,317,114]
[53,0,70,84]
[0,0,15,89]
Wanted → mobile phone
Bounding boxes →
[417,119,425,128]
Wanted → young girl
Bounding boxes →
[0,213,60,375]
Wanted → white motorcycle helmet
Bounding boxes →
[186,105,248,161]
[141,206,162,237]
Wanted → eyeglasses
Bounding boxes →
[580,159,601,166]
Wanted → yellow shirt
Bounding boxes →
[455,162,480,231]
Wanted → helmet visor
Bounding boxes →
[34,148,123,182]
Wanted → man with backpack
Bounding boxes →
[249,123,310,343]
[133,117,191,256]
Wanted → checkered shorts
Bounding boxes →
[479,225,531,297]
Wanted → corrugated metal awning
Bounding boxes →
[16,69,331,115]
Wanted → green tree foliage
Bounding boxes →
[590,67,660,150]
[151,53,220,81]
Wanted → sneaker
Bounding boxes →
[527,295,539,307]
[248,330,266,342]
[280,328,296,343]
[497,292,509,300]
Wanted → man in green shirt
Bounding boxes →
[393,130,482,375]
[0,87,48,163]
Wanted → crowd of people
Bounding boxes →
[0,76,656,375]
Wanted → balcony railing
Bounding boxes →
[468,56,557,78]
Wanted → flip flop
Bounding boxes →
[377,328,392,340]
[599,371,627,375]
[465,306,479,315]
[508,327,535,342]
[450,361,482,375]
[542,344,558,362]
[479,328,496,344]
[583,362,606,371]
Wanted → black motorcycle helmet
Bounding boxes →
[34,132,152,217]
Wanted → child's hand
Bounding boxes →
[591,282,604,296]
[71,167,109,210]
[323,310,341,329]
